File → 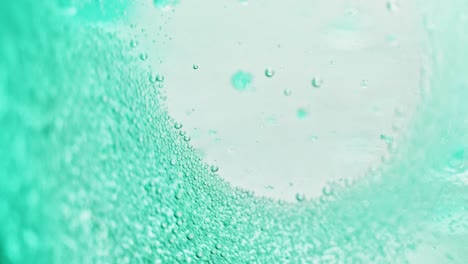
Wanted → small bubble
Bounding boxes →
[361,80,368,88]
[312,76,323,88]
[210,165,219,173]
[174,122,183,129]
[183,136,191,142]
[380,134,393,144]
[193,64,199,70]
[386,1,400,12]
[231,71,253,91]
[295,193,306,202]
[215,244,222,249]
[264,67,275,78]
[187,233,195,240]
[296,108,309,119]
[322,185,333,196]
[283,89,292,96]
[149,74,157,83]
[130,40,139,48]
[169,236,176,244]
[140,53,148,61]
[156,74,165,82]
[174,211,183,218]
[170,158,177,166]
[196,251,204,258]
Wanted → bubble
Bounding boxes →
[380,134,394,144]
[231,71,253,91]
[187,233,195,240]
[130,40,138,48]
[174,122,183,129]
[210,165,219,173]
[140,53,148,61]
[175,190,183,200]
[361,80,368,88]
[296,108,309,119]
[183,136,191,142]
[295,193,306,202]
[174,211,183,218]
[311,76,323,88]
[149,74,157,83]
[196,251,204,258]
[386,1,400,12]
[156,74,165,82]
[193,64,199,70]
[264,67,275,78]
[322,185,333,196]
[283,89,292,96]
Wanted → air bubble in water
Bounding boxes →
[296,108,309,119]
[264,67,275,78]
[174,122,182,129]
[295,193,306,202]
[156,74,165,82]
[380,134,394,144]
[312,76,323,88]
[361,80,368,88]
[386,1,400,13]
[210,165,219,173]
[140,53,148,61]
[231,71,253,91]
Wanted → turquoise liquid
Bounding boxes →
[0,0,467,263]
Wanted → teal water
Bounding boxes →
[0,1,467,263]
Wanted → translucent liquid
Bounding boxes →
[0,0,467,263]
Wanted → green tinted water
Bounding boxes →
[0,0,467,263]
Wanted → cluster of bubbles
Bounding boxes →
[0,0,467,263]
